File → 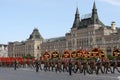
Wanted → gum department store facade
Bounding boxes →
[8,2,120,58]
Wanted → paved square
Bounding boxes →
[0,67,120,80]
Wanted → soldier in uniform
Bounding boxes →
[14,59,17,70]
[35,59,39,72]
[81,59,91,75]
[51,61,56,72]
[104,58,112,74]
[62,60,68,72]
[38,59,42,70]
[112,58,120,73]
[102,57,106,73]
[55,60,62,73]
[75,60,82,73]
[68,59,72,75]
[43,61,47,72]
[96,59,104,75]
[89,59,96,74]
[71,60,76,73]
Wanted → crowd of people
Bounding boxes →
[11,57,120,76]
[0,56,120,76]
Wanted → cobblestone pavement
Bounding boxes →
[0,67,120,80]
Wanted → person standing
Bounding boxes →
[68,59,72,75]
[35,59,39,72]
[14,60,17,70]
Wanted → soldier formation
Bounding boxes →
[0,48,120,76]
[30,56,120,76]
[34,48,120,75]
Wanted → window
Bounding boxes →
[37,46,39,50]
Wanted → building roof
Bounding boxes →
[28,28,43,40]
[71,2,106,29]
[0,44,7,47]
[72,7,80,29]
[45,36,66,42]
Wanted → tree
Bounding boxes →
[23,53,34,59]
[107,54,114,60]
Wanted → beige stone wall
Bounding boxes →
[34,40,42,58]
[8,39,43,58]
[8,42,15,57]
[41,37,66,55]
[8,25,120,57]
[25,40,34,56]
[66,24,120,54]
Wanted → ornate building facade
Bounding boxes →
[66,2,120,52]
[41,2,120,55]
[8,28,43,58]
[41,36,66,54]
[8,2,120,57]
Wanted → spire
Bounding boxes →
[93,1,97,10]
[72,7,80,28]
[91,1,99,24]
[76,7,79,15]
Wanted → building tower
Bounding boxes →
[91,2,99,24]
[72,7,80,29]
[26,28,43,58]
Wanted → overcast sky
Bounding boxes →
[0,0,120,44]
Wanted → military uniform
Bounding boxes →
[51,61,56,72]
[56,60,62,73]
[43,61,47,72]
[96,59,104,74]
[105,59,112,74]
[75,60,82,73]
[35,60,39,72]
[62,60,68,72]
[89,60,96,74]
[14,60,17,70]
[112,59,120,73]
[68,59,72,75]
[39,60,42,70]
[82,60,91,75]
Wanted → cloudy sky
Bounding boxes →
[99,0,120,6]
[0,0,120,44]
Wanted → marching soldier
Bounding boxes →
[105,58,112,74]
[38,59,42,70]
[14,59,17,70]
[102,57,106,73]
[96,59,104,75]
[89,60,96,74]
[35,59,39,72]
[43,61,47,72]
[47,61,51,71]
[71,60,76,73]
[75,60,82,73]
[81,59,91,75]
[56,60,62,73]
[68,59,72,75]
[112,59,120,73]
[51,61,56,72]
[62,60,68,72]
